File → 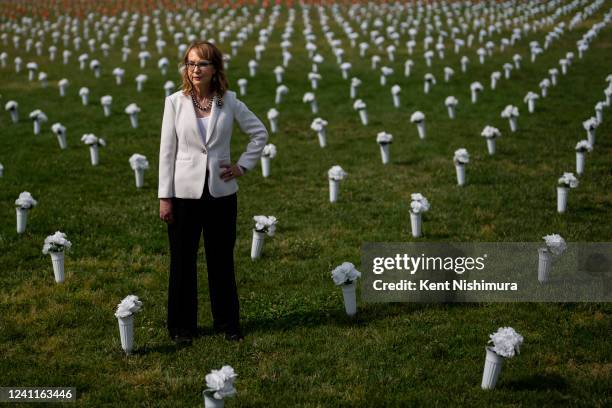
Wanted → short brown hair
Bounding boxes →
[180,41,229,97]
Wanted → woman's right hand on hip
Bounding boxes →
[160,198,174,224]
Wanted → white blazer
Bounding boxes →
[158,90,268,199]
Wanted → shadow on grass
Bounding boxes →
[241,302,475,334]
[504,373,569,391]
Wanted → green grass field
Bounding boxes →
[1,1,611,406]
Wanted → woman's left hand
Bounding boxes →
[219,163,244,182]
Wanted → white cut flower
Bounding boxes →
[481,126,501,139]
[410,193,430,214]
[114,295,143,318]
[15,191,37,209]
[262,144,277,158]
[410,111,425,123]
[542,234,567,256]
[267,108,279,119]
[488,327,523,358]
[445,96,458,106]
[81,133,106,146]
[311,118,328,132]
[205,365,237,400]
[501,105,519,118]
[331,261,361,285]
[253,215,277,236]
[129,154,149,170]
[454,148,469,165]
[42,231,72,254]
[557,172,578,188]
[582,117,599,131]
[302,92,315,103]
[124,103,140,114]
[376,131,393,144]
[575,140,593,152]
[328,165,347,181]
[353,99,366,110]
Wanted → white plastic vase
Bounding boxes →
[471,91,478,104]
[57,134,67,149]
[341,282,357,316]
[557,186,568,213]
[538,248,552,283]
[486,138,496,155]
[416,122,426,139]
[509,117,518,132]
[81,95,89,105]
[587,129,595,146]
[33,120,41,135]
[447,106,455,119]
[275,72,283,83]
[251,230,265,260]
[117,315,134,354]
[269,118,278,134]
[261,156,271,177]
[129,114,138,129]
[481,347,504,390]
[528,100,535,113]
[203,393,224,408]
[50,252,65,283]
[455,163,466,186]
[379,143,390,164]
[358,110,368,126]
[309,101,318,114]
[576,152,585,175]
[317,130,326,148]
[16,207,28,234]
[134,168,144,188]
[350,86,357,99]
[410,212,422,238]
[329,179,340,203]
[89,145,99,166]
[424,82,431,94]
[9,110,18,123]
[595,110,603,124]
[103,105,111,117]
[392,94,400,108]
[380,75,386,86]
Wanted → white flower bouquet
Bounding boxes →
[470,81,483,103]
[251,215,277,260]
[353,99,368,125]
[15,191,37,234]
[556,172,578,213]
[5,100,19,123]
[100,95,113,116]
[275,85,288,104]
[538,234,567,283]
[524,91,539,113]
[481,126,501,155]
[328,165,347,203]
[29,109,48,135]
[303,92,318,114]
[410,193,430,237]
[125,103,141,128]
[575,140,592,175]
[424,73,436,94]
[453,148,469,186]
[391,85,401,108]
[81,134,106,166]
[266,108,279,133]
[445,96,458,119]
[311,118,328,148]
[203,366,237,407]
[51,123,68,149]
[115,295,143,355]
[129,154,149,188]
[482,327,524,389]
[79,87,90,105]
[331,262,361,316]
[42,231,71,283]
[260,144,276,177]
[501,105,519,132]
[410,111,426,139]
[376,132,393,164]
[350,77,361,99]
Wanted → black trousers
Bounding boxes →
[167,177,239,337]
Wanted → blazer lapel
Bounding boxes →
[205,96,220,145]
[183,94,205,147]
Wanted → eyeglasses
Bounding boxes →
[186,61,213,70]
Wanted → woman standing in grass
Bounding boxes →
[158,41,268,344]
